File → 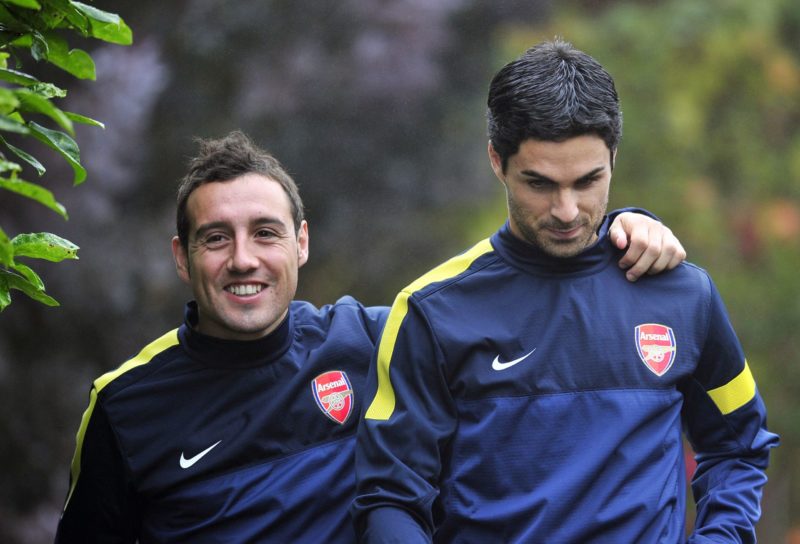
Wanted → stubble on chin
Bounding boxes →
[515,217,600,258]
[507,196,607,258]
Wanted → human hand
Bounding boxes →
[608,212,687,282]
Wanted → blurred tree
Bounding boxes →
[0,0,131,310]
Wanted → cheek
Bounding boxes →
[264,249,299,276]
[189,255,223,285]
[512,190,549,216]
[580,186,609,211]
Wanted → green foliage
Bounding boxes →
[0,0,131,310]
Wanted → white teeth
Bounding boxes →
[227,284,262,296]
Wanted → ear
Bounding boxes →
[171,236,191,284]
[296,220,309,268]
[610,148,618,172]
[487,141,506,185]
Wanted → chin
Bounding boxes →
[540,240,587,258]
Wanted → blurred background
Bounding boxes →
[1,0,797,541]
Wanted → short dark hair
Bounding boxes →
[176,131,304,247]
[487,39,622,172]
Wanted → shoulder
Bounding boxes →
[631,261,721,326]
[400,237,498,301]
[650,260,715,296]
[94,328,181,398]
[292,296,388,325]
[291,296,389,347]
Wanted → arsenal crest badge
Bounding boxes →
[635,323,676,376]
[311,370,354,425]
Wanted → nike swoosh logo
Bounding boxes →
[179,440,221,469]
[492,348,537,371]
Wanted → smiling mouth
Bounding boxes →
[226,284,263,296]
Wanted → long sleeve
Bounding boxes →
[353,294,457,543]
[682,278,779,543]
[55,389,140,544]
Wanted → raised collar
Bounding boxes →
[489,216,619,278]
[178,302,293,368]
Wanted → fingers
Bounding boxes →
[607,219,629,250]
[620,225,662,282]
[609,212,687,282]
[646,227,686,275]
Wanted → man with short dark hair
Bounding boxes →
[353,40,778,543]
[55,130,686,542]
[55,132,385,542]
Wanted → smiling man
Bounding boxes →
[55,133,384,543]
[353,40,779,543]
[173,171,308,340]
[55,131,687,543]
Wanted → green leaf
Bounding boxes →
[0,87,21,114]
[12,232,78,261]
[72,2,132,45]
[0,135,46,175]
[70,1,117,24]
[64,111,103,128]
[3,0,42,10]
[30,82,67,98]
[0,177,67,218]
[10,33,33,47]
[0,159,23,174]
[37,1,67,29]
[0,5,30,33]
[30,30,49,61]
[1,269,58,306]
[38,32,95,79]
[41,0,89,33]
[0,114,31,134]
[0,275,11,310]
[10,260,44,290]
[0,67,40,86]
[15,31,95,79]
[0,226,13,266]
[14,88,74,134]
[28,121,85,184]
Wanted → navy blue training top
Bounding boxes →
[57,297,387,543]
[354,216,778,543]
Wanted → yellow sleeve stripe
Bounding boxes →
[94,328,180,393]
[707,360,756,415]
[63,328,180,511]
[365,238,494,421]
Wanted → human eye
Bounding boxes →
[526,177,552,190]
[575,174,601,189]
[202,232,228,248]
[255,228,279,240]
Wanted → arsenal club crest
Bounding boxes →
[635,323,676,376]
[311,370,354,425]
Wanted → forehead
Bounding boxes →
[186,173,293,228]
[510,135,611,180]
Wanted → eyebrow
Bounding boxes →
[520,165,607,185]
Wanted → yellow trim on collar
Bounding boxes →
[365,239,494,421]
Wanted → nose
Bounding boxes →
[551,188,579,224]
[228,239,259,272]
